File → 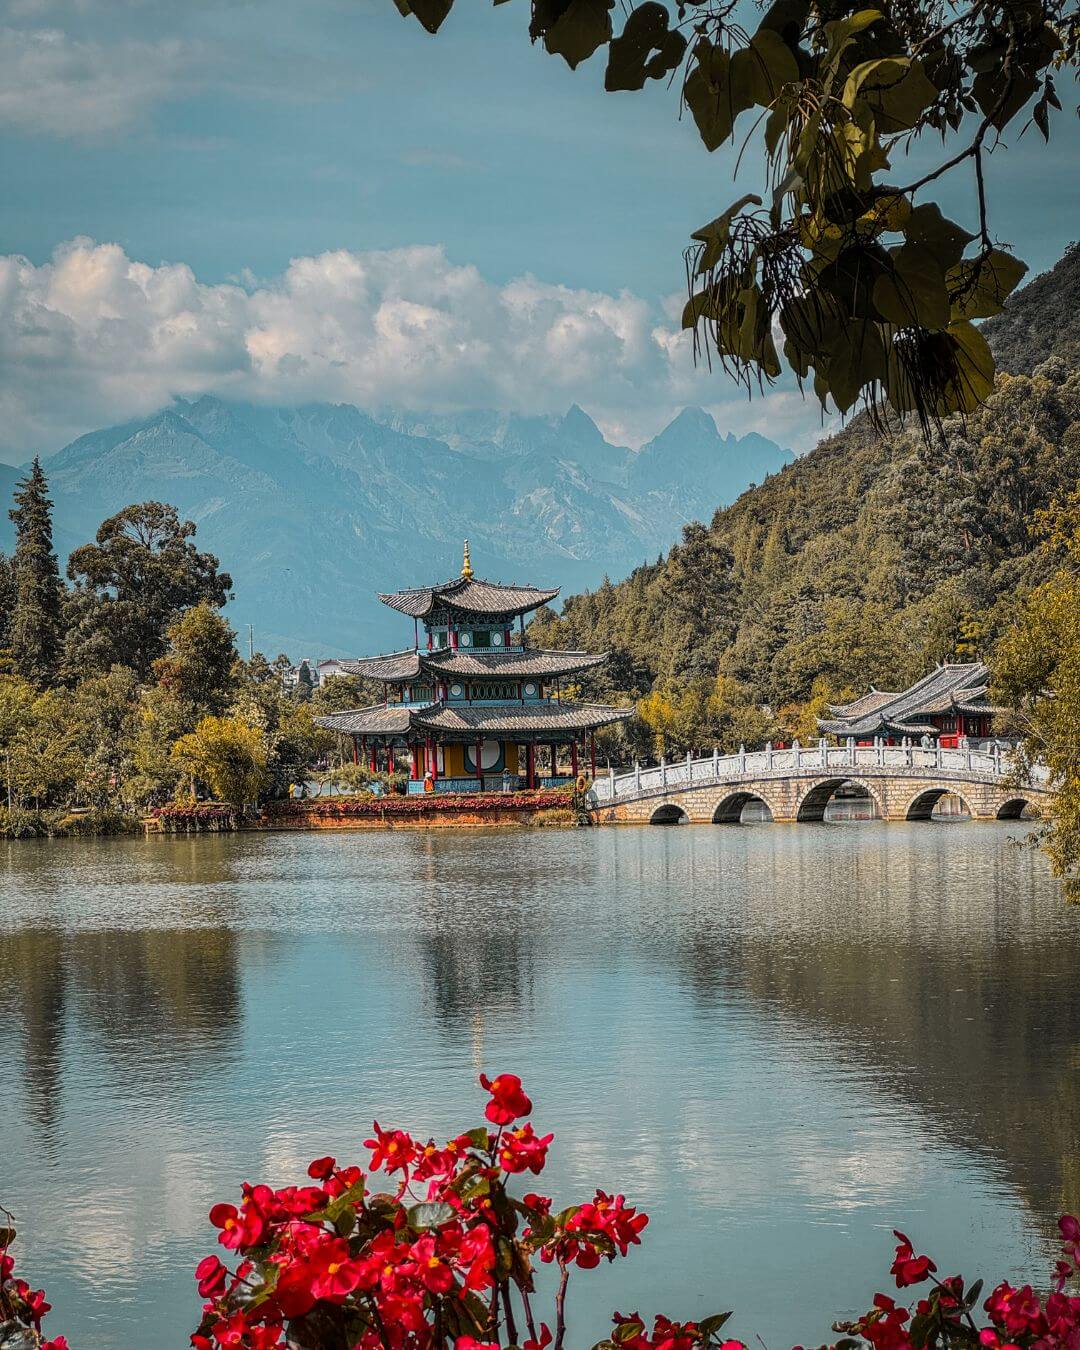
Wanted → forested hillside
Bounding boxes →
[531,247,1080,755]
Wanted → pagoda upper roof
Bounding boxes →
[421,648,606,679]
[818,663,1001,737]
[340,647,607,684]
[378,574,560,620]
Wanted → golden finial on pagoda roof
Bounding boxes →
[461,539,474,580]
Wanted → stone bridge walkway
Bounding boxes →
[589,742,1053,824]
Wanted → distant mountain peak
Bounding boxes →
[664,406,719,438]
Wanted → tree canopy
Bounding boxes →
[395,0,1078,429]
[65,502,233,680]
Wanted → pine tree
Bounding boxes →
[9,458,63,686]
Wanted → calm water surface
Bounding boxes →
[1,823,1077,1350]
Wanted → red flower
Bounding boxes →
[195,1255,227,1298]
[479,1073,532,1125]
[890,1231,937,1287]
[209,1201,265,1252]
[364,1121,417,1174]
[43,1339,70,1350]
[523,1325,553,1350]
[409,1234,456,1294]
[499,1123,554,1175]
[307,1156,336,1181]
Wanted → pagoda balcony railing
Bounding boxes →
[589,738,1052,805]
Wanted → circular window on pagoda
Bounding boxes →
[450,683,463,697]
[523,682,537,697]
[459,632,472,647]
[491,632,503,646]
[465,739,501,771]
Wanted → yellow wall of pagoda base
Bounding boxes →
[420,741,520,778]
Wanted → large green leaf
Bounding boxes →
[605,3,686,91]
[844,55,938,133]
[539,0,614,68]
[684,39,740,151]
[393,0,454,32]
[730,27,800,108]
[942,320,996,412]
[873,243,950,327]
[947,249,1028,320]
[903,203,974,269]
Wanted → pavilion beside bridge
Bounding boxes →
[314,543,632,793]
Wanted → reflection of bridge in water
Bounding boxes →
[590,741,1053,825]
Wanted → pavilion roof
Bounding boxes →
[409,699,632,738]
[818,663,1000,737]
[378,574,559,620]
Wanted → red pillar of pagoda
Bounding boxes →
[526,743,536,790]
[589,730,596,779]
[352,735,359,765]
[388,744,395,774]
[475,738,484,787]
[410,742,419,780]
[370,743,378,773]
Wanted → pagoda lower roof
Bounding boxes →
[340,647,608,683]
[378,574,559,620]
[313,699,632,740]
[409,699,632,738]
[313,705,416,736]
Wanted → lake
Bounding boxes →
[1,822,1076,1350]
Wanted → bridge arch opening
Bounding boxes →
[650,804,689,826]
[712,792,773,824]
[906,788,973,822]
[996,797,1040,821]
[796,778,879,823]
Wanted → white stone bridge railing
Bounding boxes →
[589,739,1051,806]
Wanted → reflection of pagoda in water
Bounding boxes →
[314,543,631,793]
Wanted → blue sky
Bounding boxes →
[1,0,1077,462]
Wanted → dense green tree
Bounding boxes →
[69,666,142,809]
[994,488,1080,900]
[171,715,270,806]
[152,603,238,722]
[65,502,232,680]
[8,459,63,687]
[396,0,1076,427]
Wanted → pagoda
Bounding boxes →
[314,543,632,793]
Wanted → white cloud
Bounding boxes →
[0,237,821,458]
[0,28,195,136]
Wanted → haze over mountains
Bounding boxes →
[0,399,791,656]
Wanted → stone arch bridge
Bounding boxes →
[589,742,1053,825]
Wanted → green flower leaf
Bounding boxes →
[605,3,687,92]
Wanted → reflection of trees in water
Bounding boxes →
[402,835,563,1038]
[0,926,242,1140]
[661,829,1080,1236]
[0,932,67,1137]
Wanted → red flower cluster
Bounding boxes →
[825,1221,1080,1350]
[191,1074,650,1350]
[266,791,571,821]
[0,1225,69,1350]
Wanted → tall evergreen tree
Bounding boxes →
[9,458,63,687]
[0,551,15,659]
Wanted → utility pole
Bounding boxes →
[248,624,254,660]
